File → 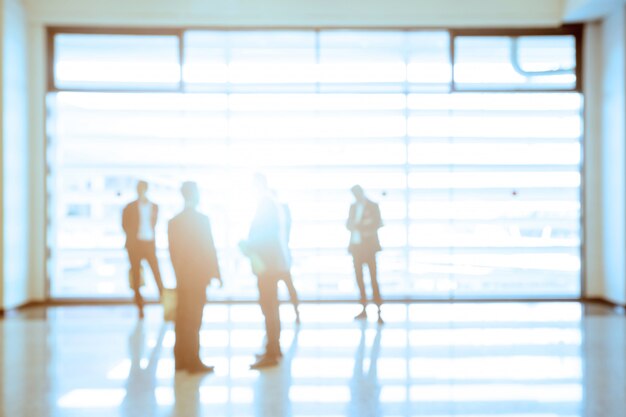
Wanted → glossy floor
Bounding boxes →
[1,302,625,416]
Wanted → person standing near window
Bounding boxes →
[168,181,222,373]
[122,180,164,319]
[240,174,287,369]
[347,185,384,324]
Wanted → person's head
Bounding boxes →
[351,184,365,202]
[136,180,148,199]
[181,181,199,208]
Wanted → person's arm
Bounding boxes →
[373,203,383,229]
[360,203,383,232]
[346,204,356,231]
[152,204,158,229]
[204,217,222,285]
[122,205,129,235]
[283,204,292,243]
[167,221,180,278]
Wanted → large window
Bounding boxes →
[47,28,583,300]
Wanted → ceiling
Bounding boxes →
[23,0,622,26]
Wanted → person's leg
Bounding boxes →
[353,254,368,319]
[174,291,189,370]
[366,255,383,323]
[127,247,144,318]
[187,293,207,369]
[143,241,164,296]
[263,275,281,357]
[253,274,281,367]
[282,273,300,322]
[367,255,381,306]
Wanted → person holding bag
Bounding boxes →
[240,174,288,369]
[122,180,165,319]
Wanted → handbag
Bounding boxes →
[128,264,145,288]
[162,288,177,322]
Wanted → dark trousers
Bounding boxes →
[174,288,206,369]
[258,274,282,357]
[353,253,382,307]
[127,240,164,310]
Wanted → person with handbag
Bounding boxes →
[122,180,164,319]
[168,181,222,374]
[240,174,288,369]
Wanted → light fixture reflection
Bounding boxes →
[291,358,355,378]
[408,328,581,346]
[409,356,582,380]
[408,303,581,323]
[58,389,126,408]
[106,359,131,380]
[155,387,175,406]
[409,384,582,402]
[289,386,351,403]
[199,386,229,404]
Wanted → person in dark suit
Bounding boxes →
[168,181,222,374]
[240,174,288,369]
[122,180,164,319]
[347,185,384,324]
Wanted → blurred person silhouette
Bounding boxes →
[273,190,301,323]
[347,185,384,324]
[122,180,164,319]
[239,173,288,369]
[168,181,222,374]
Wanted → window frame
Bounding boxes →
[449,26,583,93]
[47,26,583,94]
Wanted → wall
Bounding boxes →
[599,5,626,304]
[582,3,626,304]
[583,22,604,298]
[0,0,4,309]
[0,0,30,309]
[563,0,626,22]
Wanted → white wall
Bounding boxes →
[0,0,4,308]
[27,23,46,302]
[583,3,626,304]
[0,0,30,309]
[599,5,626,304]
[563,0,626,22]
[583,22,604,298]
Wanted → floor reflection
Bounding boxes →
[348,322,382,417]
[254,325,300,417]
[120,322,166,416]
[169,373,203,417]
[2,303,625,417]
